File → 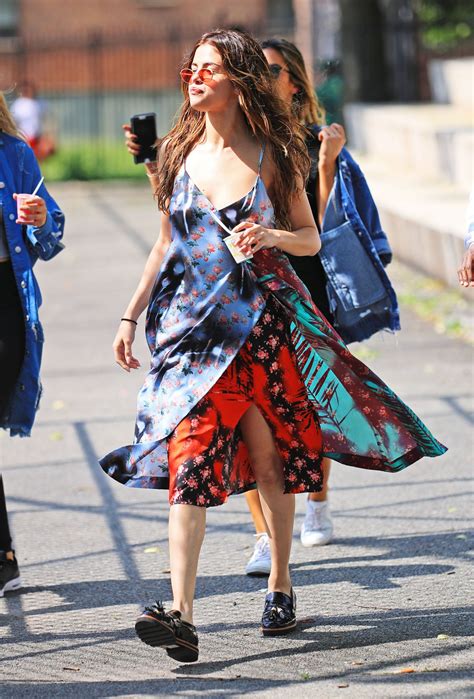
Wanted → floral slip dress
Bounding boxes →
[100,147,446,503]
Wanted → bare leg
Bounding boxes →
[168,504,206,625]
[308,458,331,502]
[244,489,268,534]
[240,405,294,595]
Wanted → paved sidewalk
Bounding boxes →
[0,182,472,698]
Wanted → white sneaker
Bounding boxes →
[300,500,334,547]
[245,533,271,576]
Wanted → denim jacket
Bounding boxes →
[0,131,65,436]
[319,147,400,344]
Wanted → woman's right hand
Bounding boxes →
[113,321,141,372]
[122,123,159,178]
[458,244,474,287]
[122,124,141,158]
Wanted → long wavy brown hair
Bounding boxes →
[156,29,310,230]
[261,38,325,126]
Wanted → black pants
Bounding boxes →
[0,261,25,552]
[286,253,333,322]
[0,475,12,551]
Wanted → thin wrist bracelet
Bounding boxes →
[121,317,137,326]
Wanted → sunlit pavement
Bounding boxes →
[0,182,472,698]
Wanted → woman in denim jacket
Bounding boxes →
[241,39,401,575]
[0,92,65,597]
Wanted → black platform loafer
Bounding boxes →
[135,601,199,662]
[261,588,297,636]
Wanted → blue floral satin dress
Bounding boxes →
[100,149,446,495]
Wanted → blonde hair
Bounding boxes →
[0,92,22,138]
[261,39,325,126]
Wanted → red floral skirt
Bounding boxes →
[167,298,323,507]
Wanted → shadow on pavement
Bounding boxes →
[172,607,473,686]
[0,677,315,699]
[1,602,472,695]
[292,530,473,567]
[0,558,457,629]
[1,529,469,633]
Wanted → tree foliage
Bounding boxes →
[417,0,474,50]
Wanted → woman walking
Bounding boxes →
[101,29,445,662]
[0,92,65,596]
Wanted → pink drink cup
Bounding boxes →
[16,194,33,223]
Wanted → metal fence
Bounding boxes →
[2,26,283,177]
[1,12,472,179]
[3,30,211,140]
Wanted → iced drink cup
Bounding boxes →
[16,194,33,223]
[224,233,253,263]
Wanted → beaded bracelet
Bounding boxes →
[145,163,160,177]
[121,317,137,326]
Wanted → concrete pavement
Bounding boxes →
[0,182,472,697]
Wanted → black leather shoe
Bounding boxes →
[135,601,199,662]
[261,588,297,636]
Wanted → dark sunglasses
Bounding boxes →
[180,67,216,84]
[268,63,289,79]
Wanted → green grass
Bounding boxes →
[352,346,380,362]
[41,141,145,181]
[392,261,473,345]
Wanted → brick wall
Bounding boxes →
[1,0,268,91]
[18,0,266,44]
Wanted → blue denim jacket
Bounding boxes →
[0,132,65,436]
[319,147,400,343]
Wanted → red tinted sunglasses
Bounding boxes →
[180,67,216,84]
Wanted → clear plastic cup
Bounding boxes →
[224,233,253,263]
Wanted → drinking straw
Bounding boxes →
[31,176,44,197]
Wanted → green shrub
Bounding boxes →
[41,141,145,181]
[418,0,474,51]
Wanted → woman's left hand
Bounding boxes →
[232,220,278,256]
[318,123,346,166]
[14,194,47,227]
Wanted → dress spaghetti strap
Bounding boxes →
[245,145,266,210]
[257,145,265,176]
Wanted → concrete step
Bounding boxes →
[429,57,474,109]
[344,103,473,192]
[353,152,471,293]
[452,129,474,191]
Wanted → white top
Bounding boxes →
[11,97,43,139]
